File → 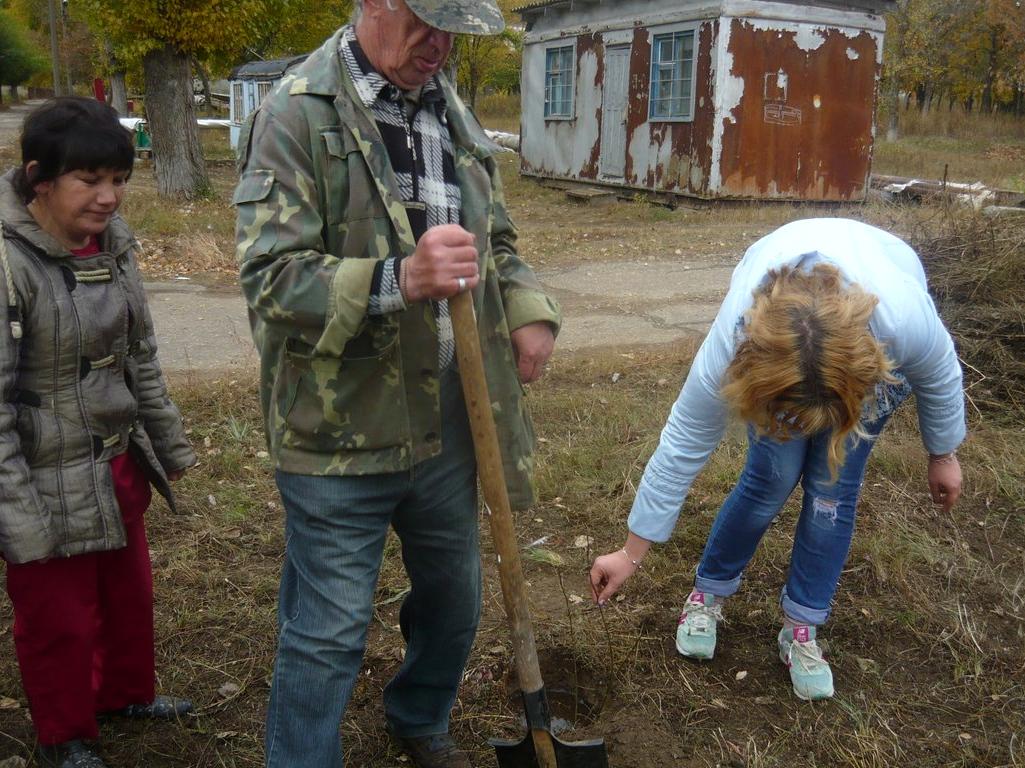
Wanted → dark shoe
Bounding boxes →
[110,694,193,720]
[390,732,471,768]
[35,740,109,768]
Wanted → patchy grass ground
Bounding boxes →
[2,343,1022,767]
[1,112,1024,766]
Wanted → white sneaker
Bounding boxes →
[675,591,722,660]
[778,625,834,700]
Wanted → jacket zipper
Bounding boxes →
[405,106,421,203]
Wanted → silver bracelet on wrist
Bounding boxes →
[620,548,643,568]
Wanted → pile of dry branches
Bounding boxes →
[911,212,1025,419]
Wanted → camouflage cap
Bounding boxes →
[405,0,505,35]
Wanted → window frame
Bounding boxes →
[648,23,699,123]
[231,81,244,123]
[543,43,576,121]
[257,80,273,104]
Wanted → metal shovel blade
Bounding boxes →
[490,733,610,768]
[489,687,609,768]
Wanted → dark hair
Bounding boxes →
[14,97,135,204]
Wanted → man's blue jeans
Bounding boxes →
[264,374,480,768]
[694,407,900,626]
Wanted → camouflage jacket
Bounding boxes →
[234,27,561,509]
[0,171,195,564]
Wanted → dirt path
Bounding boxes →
[148,259,734,374]
[0,100,43,149]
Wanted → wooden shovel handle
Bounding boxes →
[450,291,558,768]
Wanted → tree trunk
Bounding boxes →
[981,28,998,114]
[106,40,129,116]
[468,67,480,111]
[8,85,17,103]
[446,48,459,92]
[110,71,128,116]
[884,72,899,142]
[60,12,71,95]
[142,44,209,200]
[47,0,62,96]
[193,59,213,116]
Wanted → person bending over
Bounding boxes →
[590,218,963,701]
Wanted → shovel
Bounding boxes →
[450,291,610,768]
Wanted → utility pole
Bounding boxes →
[61,0,72,95]
[47,0,62,96]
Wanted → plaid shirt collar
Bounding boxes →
[339,26,446,117]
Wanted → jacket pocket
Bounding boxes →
[321,129,392,225]
[15,405,64,467]
[278,323,405,454]
[232,170,275,206]
[14,405,41,462]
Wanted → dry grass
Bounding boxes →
[875,108,1025,191]
[121,130,239,282]
[3,341,1023,766]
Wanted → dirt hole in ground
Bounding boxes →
[504,646,607,736]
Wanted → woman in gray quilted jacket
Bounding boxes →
[0,98,197,768]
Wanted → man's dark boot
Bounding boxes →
[390,733,472,768]
[35,740,109,768]
[108,694,193,720]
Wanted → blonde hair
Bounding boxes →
[721,264,896,479]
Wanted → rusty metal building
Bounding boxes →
[516,0,897,202]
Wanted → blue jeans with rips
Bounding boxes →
[264,372,480,768]
[694,392,906,625]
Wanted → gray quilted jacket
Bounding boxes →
[0,170,195,564]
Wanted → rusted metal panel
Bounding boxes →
[519,32,603,181]
[715,18,881,200]
[623,21,717,195]
[577,33,603,179]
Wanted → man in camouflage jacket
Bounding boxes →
[234,1,560,766]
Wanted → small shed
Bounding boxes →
[228,55,309,148]
[516,0,897,202]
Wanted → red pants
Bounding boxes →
[5,456,155,746]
